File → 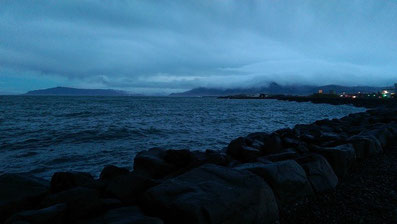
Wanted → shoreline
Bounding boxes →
[1,99,397,223]
[220,94,397,108]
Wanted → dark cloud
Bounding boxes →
[1,0,397,94]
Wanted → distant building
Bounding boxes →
[318,89,323,94]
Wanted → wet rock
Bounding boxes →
[361,125,393,147]
[0,174,49,204]
[133,148,177,179]
[235,160,313,204]
[104,206,163,224]
[50,172,99,193]
[41,187,102,221]
[294,124,322,141]
[227,133,283,162]
[312,144,356,178]
[5,203,66,224]
[100,198,123,211]
[247,132,283,154]
[203,150,230,166]
[163,149,195,169]
[100,165,130,182]
[257,149,298,162]
[226,137,263,162]
[295,154,338,193]
[0,174,49,222]
[104,172,158,204]
[144,164,278,224]
[348,135,383,160]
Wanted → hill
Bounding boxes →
[169,83,383,97]
[25,87,134,96]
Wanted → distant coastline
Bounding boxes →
[24,87,142,96]
[170,82,385,97]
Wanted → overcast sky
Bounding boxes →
[1,0,397,94]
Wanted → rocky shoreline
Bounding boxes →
[221,94,397,109]
[1,104,397,223]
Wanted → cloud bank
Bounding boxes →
[1,0,397,93]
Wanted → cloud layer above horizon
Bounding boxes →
[1,0,397,94]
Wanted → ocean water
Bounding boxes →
[0,96,365,179]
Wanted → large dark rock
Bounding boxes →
[104,172,158,204]
[196,150,231,167]
[0,174,49,222]
[133,148,178,179]
[100,165,130,182]
[0,174,49,204]
[50,172,99,193]
[295,154,338,193]
[360,125,393,147]
[247,132,283,154]
[104,206,163,224]
[257,149,298,162]
[144,164,278,224]
[227,133,283,162]
[281,137,309,153]
[348,135,383,160]
[294,124,322,140]
[312,144,356,178]
[5,203,66,224]
[163,149,195,169]
[41,187,102,221]
[226,137,263,162]
[134,148,232,180]
[235,160,313,204]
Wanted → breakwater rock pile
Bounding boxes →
[1,108,397,224]
[267,95,397,108]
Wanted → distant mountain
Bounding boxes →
[25,87,140,96]
[169,83,384,97]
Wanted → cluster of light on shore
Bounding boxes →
[318,83,397,99]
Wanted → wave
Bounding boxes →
[55,111,105,118]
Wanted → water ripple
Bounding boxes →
[0,96,365,179]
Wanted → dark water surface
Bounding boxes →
[0,96,365,178]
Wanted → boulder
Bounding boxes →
[100,165,130,182]
[104,172,158,204]
[41,187,102,221]
[100,198,123,211]
[202,150,230,166]
[235,160,313,204]
[348,135,383,160]
[133,148,177,179]
[0,173,49,204]
[257,149,298,162]
[360,125,393,147]
[144,164,278,224]
[312,144,356,178]
[226,137,263,162]
[246,132,283,154]
[294,124,322,140]
[295,154,338,193]
[104,206,163,224]
[5,203,66,224]
[163,149,195,169]
[227,133,284,162]
[0,174,49,222]
[50,172,99,193]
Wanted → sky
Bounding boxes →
[1,0,397,94]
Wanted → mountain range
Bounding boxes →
[24,87,140,96]
[170,82,385,97]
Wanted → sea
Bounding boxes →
[0,96,365,179]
